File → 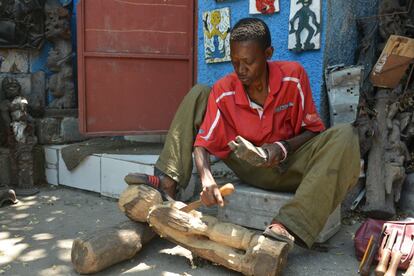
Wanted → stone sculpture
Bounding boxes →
[45,2,75,108]
[0,77,38,196]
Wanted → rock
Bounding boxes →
[60,117,84,143]
[30,71,46,116]
[35,115,85,144]
[0,148,11,186]
[36,117,61,144]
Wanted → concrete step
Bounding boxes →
[217,183,341,243]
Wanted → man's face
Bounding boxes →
[230,40,272,86]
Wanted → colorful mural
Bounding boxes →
[203,7,231,64]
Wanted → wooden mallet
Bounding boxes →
[180,183,235,212]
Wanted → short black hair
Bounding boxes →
[230,18,271,49]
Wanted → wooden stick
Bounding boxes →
[180,183,235,212]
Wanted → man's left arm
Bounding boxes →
[262,65,324,167]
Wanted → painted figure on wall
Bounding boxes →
[203,8,231,63]
[250,0,279,15]
[288,0,321,52]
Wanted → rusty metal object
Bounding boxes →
[326,64,364,125]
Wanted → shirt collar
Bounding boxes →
[234,61,283,106]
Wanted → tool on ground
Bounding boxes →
[180,183,235,212]
[351,187,366,211]
[376,228,398,276]
[359,226,385,276]
[359,235,374,275]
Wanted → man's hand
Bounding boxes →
[200,181,224,207]
[261,143,284,168]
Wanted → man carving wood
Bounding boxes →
[126,18,362,249]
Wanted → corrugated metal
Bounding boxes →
[77,0,195,135]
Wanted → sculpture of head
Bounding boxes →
[2,77,21,100]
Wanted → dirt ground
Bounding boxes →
[0,185,387,276]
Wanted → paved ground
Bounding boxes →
[0,185,379,276]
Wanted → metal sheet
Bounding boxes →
[325,65,363,125]
[77,0,195,135]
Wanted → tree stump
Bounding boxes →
[71,220,155,274]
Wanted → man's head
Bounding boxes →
[230,18,273,86]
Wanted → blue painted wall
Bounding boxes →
[197,0,327,108]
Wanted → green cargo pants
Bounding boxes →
[156,84,361,248]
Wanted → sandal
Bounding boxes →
[263,223,295,251]
[0,189,18,207]
[124,173,160,189]
[124,173,175,201]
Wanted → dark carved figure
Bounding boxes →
[289,0,320,52]
[0,0,46,49]
[0,77,38,196]
[44,5,71,41]
[45,2,75,109]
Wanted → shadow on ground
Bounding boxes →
[0,185,370,275]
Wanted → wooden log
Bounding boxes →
[118,184,163,222]
[71,220,155,274]
[148,204,289,276]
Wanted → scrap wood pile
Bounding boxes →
[351,0,414,219]
[70,182,289,275]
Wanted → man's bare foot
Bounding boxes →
[263,222,295,251]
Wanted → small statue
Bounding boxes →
[0,76,38,196]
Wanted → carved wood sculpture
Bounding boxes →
[118,184,289,276]
[364,88,410,218]
[71,220,155,274]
